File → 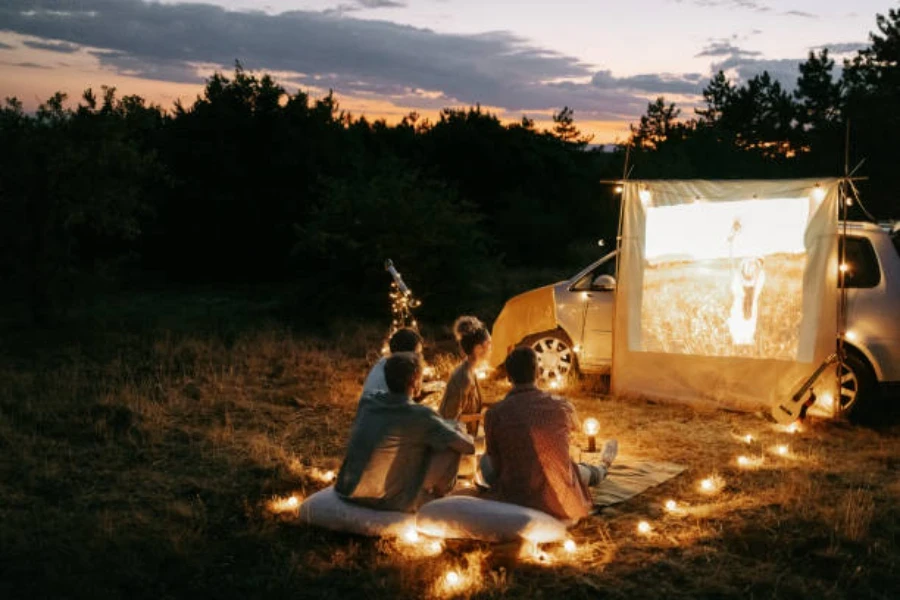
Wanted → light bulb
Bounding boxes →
[583,418,600,436]
[744,434,754,444]
[776,445,789,456]
[812,185,826,202]
[563,539,576,553]
[700,478,715,492]
[737,456,750,467]
[637,521,652,534]
[323,470,336,482]
[286,496,299,508]
[445,571,460,586]
[428,540,443,553]
[664,500,677,512]
[402,527,419,543]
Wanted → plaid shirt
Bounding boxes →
[483,384,592,521]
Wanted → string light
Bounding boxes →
[776,444,789,456]
[743,434,754,444]
[563,539,577,553]
[637,521,652,534]
[286,496,299,508]
[323,470,336,483]
[664,499,678,512]
[736,456,751,467]
[444,571,460,587]
[402,526,419,544]
[428,540,443,554]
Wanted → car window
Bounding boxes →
[839,236,881,289]
[571,257,616,291]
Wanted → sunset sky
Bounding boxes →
[0,1,890,142]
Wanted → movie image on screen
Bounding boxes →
[639,196,810,360]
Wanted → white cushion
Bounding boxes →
[298,486,417,537]
[416,496,568,543]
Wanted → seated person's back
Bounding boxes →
[336,352,475,512]
[483,347,614,521]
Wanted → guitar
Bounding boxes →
[770,352,839,424]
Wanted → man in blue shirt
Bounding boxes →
[336,352,475,512]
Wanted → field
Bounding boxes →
[640,254,807,359]
[1,290,899,599]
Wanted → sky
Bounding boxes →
[0,0,891,142]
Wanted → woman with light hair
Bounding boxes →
[439,316,492,435]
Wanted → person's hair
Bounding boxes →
[384,352,423,394]
[389,328,423,354]
[505,346,538,385]
[453,316,490,356]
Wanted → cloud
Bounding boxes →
[781,10,818,19]
[1,60,51,69]
[811,42,866,54]
[0,0,705,120]
[696,41,761,58]
[22,39,81,53]
[356,0,406,7]
[591,70,705,95]
[710,55,803,89]
[673,0,771,12]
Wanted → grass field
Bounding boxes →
[1,290,899,599]
[641,254,806,359]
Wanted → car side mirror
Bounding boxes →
[591,274,616,291]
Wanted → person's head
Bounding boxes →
[389,327,423,354]
[505,346,538,386]
[453,316,492,363]
[384,352,424,396]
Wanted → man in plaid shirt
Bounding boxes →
[479,347,617,521]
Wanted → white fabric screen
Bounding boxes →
[611,179,840,411]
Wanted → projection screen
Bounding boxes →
[611,179,840,411]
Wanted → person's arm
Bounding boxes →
[427,414,476,454]
[438,370,466,420]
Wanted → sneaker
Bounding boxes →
[600,439,618,468]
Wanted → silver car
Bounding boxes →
[490,221,900,419]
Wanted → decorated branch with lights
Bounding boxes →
[384,259,422,343]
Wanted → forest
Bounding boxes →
[2,8,899,326]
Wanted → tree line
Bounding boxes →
[1,9,898,325]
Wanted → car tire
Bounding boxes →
[839,351,879,424]
[521,330,578,385]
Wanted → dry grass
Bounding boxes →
[1,292,899,599]
[641,254,806,359]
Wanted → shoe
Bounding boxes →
[600,439,618,468]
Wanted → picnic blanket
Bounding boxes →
[580,455,686,509]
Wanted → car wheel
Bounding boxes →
[526,331,576,384]
[839,352,878,423]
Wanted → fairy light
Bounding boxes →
[428,540,443,554]
[286,496,299,508]
[664,499,677,512]
[811,184,826,203]
[445,571,461,587]
[786,422,800,434]
[839,263,849,273]
[776,444,789,456]
[844,330,858,342]
[699,477,718,493]
[736,456,751,467]
[743,434,754,444]
[639,188,652,206]
[402,526,419,544]
[323,470,336,483]
[563,539,577,553]
[476,369,487,381]
[583,417,599,452]
[637,521,652,534]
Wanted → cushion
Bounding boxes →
[416,496,568,543]
[298,486,417,537]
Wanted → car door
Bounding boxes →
[569,256,617,368]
